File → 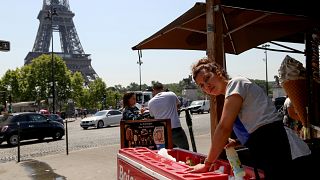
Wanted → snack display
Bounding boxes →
[278,55,307,126]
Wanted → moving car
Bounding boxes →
[80,109,122,129]
[0,112,65,146]
[187,100,210,114]
[44,114,64,124]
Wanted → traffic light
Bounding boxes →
[0,40,10,52]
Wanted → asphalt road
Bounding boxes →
[0,112,211,163]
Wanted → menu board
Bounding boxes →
[120,119,173,150]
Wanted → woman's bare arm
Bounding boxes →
[206,94,243,163]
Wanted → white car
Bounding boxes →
[80,110,122,129]
[188,100,210,114]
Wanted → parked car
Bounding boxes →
[80,109,122,130]
[187,100,210,114]
[0,112,65,146]
[44,114,64,124]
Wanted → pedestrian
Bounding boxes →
[74,109,78,120]
[189,58,313,179]
[122,92,144,120]
[148,82,189,150]
[283,96,303,135]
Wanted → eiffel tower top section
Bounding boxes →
[25,0,98,83]
[31,0,85,55]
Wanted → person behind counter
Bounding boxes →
[189,58,313,179]
[283,96,303,135]
[122,92,144,120]
[148,82,189,150]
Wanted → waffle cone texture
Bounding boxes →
[282,79,307,126]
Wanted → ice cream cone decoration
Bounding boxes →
[278,55,307,127]
[282,79,307,126]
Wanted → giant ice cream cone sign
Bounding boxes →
[282,79,307,125]
[278,55,307,126]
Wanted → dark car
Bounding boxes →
[44,114,64,124]
[0,112,65,146]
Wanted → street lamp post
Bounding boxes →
[48,97,53,112]
[137,50,143,91]
[66,99,74,155]
[7,85,12,113]
[262,44,270,96]
[46,4,58,113]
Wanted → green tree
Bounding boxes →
[71,72,85,107]
[88,78,107,109]
[126,82,140,91]
[165,83,183,96]
[113,84,127,93]
[105,89,122,109]
[79,88,91,109]
[19,64,38,102]
[28,54,72,111]
[1,69,22,102]
[106,87,122,108]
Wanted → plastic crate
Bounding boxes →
[117,147,264,180]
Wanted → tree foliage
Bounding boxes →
[88,78,107,109]
[1,58,274,112]
[71,72,85,106]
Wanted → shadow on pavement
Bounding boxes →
[21,159,66,180]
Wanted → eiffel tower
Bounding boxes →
[24,0,98,84]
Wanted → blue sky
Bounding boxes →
[1,0,306,87]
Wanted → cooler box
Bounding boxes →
[117,147,264,180]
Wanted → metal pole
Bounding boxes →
[65,117,69,155]
[66,99,73,154]
[265,49,268,96]
[185,109,197,152]
[17,122,20,162]
[137,50,142,91]
[51,4,56,114]
[139,62,142,91]
[262,44,270,96]
[7,85,12,113]
[8,94,12,113]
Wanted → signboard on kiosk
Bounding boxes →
[120,119,173,150]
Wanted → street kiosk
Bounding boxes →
[118,119,264,179]
[118,0,320,179]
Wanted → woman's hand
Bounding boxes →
[224,138,240,149]
[188,163,210,173]
[140,107,145,114]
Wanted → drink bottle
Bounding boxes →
[225,147,245,179]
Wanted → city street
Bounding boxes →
[0,112,211,163]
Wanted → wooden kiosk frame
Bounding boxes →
[132,0,320,139]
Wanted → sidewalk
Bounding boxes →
[0,134,211,180]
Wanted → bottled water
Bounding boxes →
[225,147,245,180]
